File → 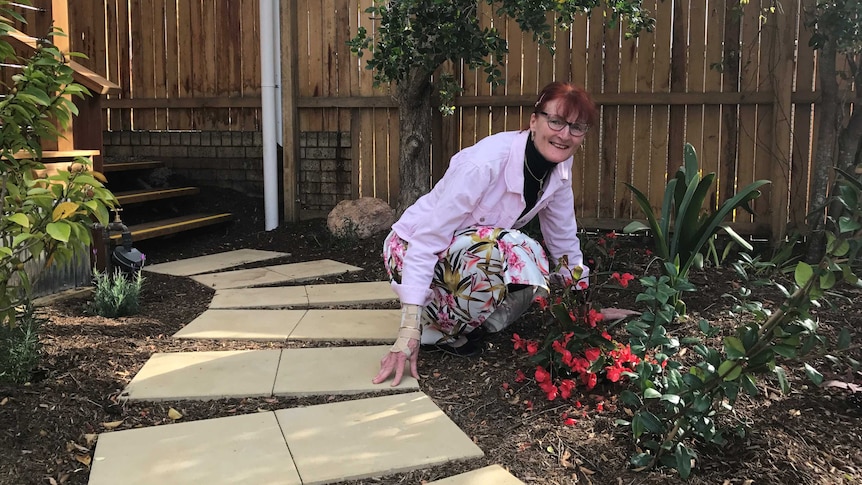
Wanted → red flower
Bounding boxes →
[525,400,534,411]
[535,366,550,383]
[526,341,539,356]
[605,364,623,382]
[536,296,549,310]
[596,402,604,412]
[570,357,589,374]
[539,381,559,401]
[515,369,526,383]
[611,272,635,288]
[586,309,604,328]
[601,331,612,341]
[502,382,510,390]
[577,280,589,290]
[584,347,601,362]
[512,333,526,351]
[563,417,577,426]
[582,372,597,390]
[559,379,576,399]
[608,248,616,257]
[607,230,618,239]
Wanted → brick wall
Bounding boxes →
[299,131,352,212]
[103,130,353,213]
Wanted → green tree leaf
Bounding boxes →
[795,262,814,288]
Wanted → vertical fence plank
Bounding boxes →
[177,0,195,129]
[685,0,707,166]
[164,0,182,129]
[720,1,741,207]
[791,0,816,233]
[569,14,588,212]
[580,12,604,220]
[631,1,656,216]
[131,0,156,129]
[735,0,760,224]
[702,0,724,208]
[151,0,167,129]
[505,15,525,133]
[668,0,688,170]
[615,29,637,220]
[650,0,672,203]
[189,0,205,128]
[239,0,260,131]
[599,16,621,219]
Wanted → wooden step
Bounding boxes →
[103,161,165,173]
[114,187,200,205]
[109,213,234,242]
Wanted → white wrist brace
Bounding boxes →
[392,304,422,356]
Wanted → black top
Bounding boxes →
[521,135,556,218]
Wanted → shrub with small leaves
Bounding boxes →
[89,268,144,318]
[0,301,44,384]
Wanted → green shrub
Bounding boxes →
[89,268,144,318]
[0,302,43,384]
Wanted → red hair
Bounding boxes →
[533,82,597,127]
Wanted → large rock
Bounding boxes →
[327,197,395,239]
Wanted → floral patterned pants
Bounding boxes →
[384,226,550,339]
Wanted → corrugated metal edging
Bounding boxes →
[23,244,93,300]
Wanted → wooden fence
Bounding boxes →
[62,0,852,237]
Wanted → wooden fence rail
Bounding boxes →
[60,0,851,238]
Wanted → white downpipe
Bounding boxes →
[273,0,283,147]
[260,0,279,231]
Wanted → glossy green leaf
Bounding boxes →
[723,336,746,359]
[774,366,790,394]
[644,388,662,399]
[803,363,823,385]
[795,262,814,288]
[718,360,742,381]
[45,221,71,243]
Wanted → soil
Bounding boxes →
[1,186,861,485]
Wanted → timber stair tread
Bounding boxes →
[109,212,234,242]
[114,186,200,205]
[103,160,165,172]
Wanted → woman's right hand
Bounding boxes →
[372,304,422,387]
[372,337,420,387]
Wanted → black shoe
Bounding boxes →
[421,337,484,357]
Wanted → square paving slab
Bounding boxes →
[120,350,281,401]
[173,309,306,341]
[288,309,400,342]
[427,465,524,484]
[191,260,362,289]
[209,286,310,309]
[273,345,418,396]
[89,412,300,485]
[305,281,396,306]
[143,249,290,276]
[274,392,484,484]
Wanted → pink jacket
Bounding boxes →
[391,130,588,305]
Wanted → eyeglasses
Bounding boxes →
[536,111,590,136]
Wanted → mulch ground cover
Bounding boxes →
[1,186,860,485]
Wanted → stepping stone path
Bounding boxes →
[90,249,522,484]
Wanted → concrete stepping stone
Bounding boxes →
[273,345,418,396]
[143,249,290,276]
[173,309,306,341]
[288,309,399,342]
[89,412,300,485]
[209,281,395,309]
[122,346,416,401]
[274,392,484,484]
[120,350,281,401]
[427,465,524,484]
[191,259,362,289]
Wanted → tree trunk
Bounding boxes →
[807,40,839,261]
[394,68,434,215]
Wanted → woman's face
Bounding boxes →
[529,98,586,163]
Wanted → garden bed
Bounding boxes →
[1,187,860,485]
